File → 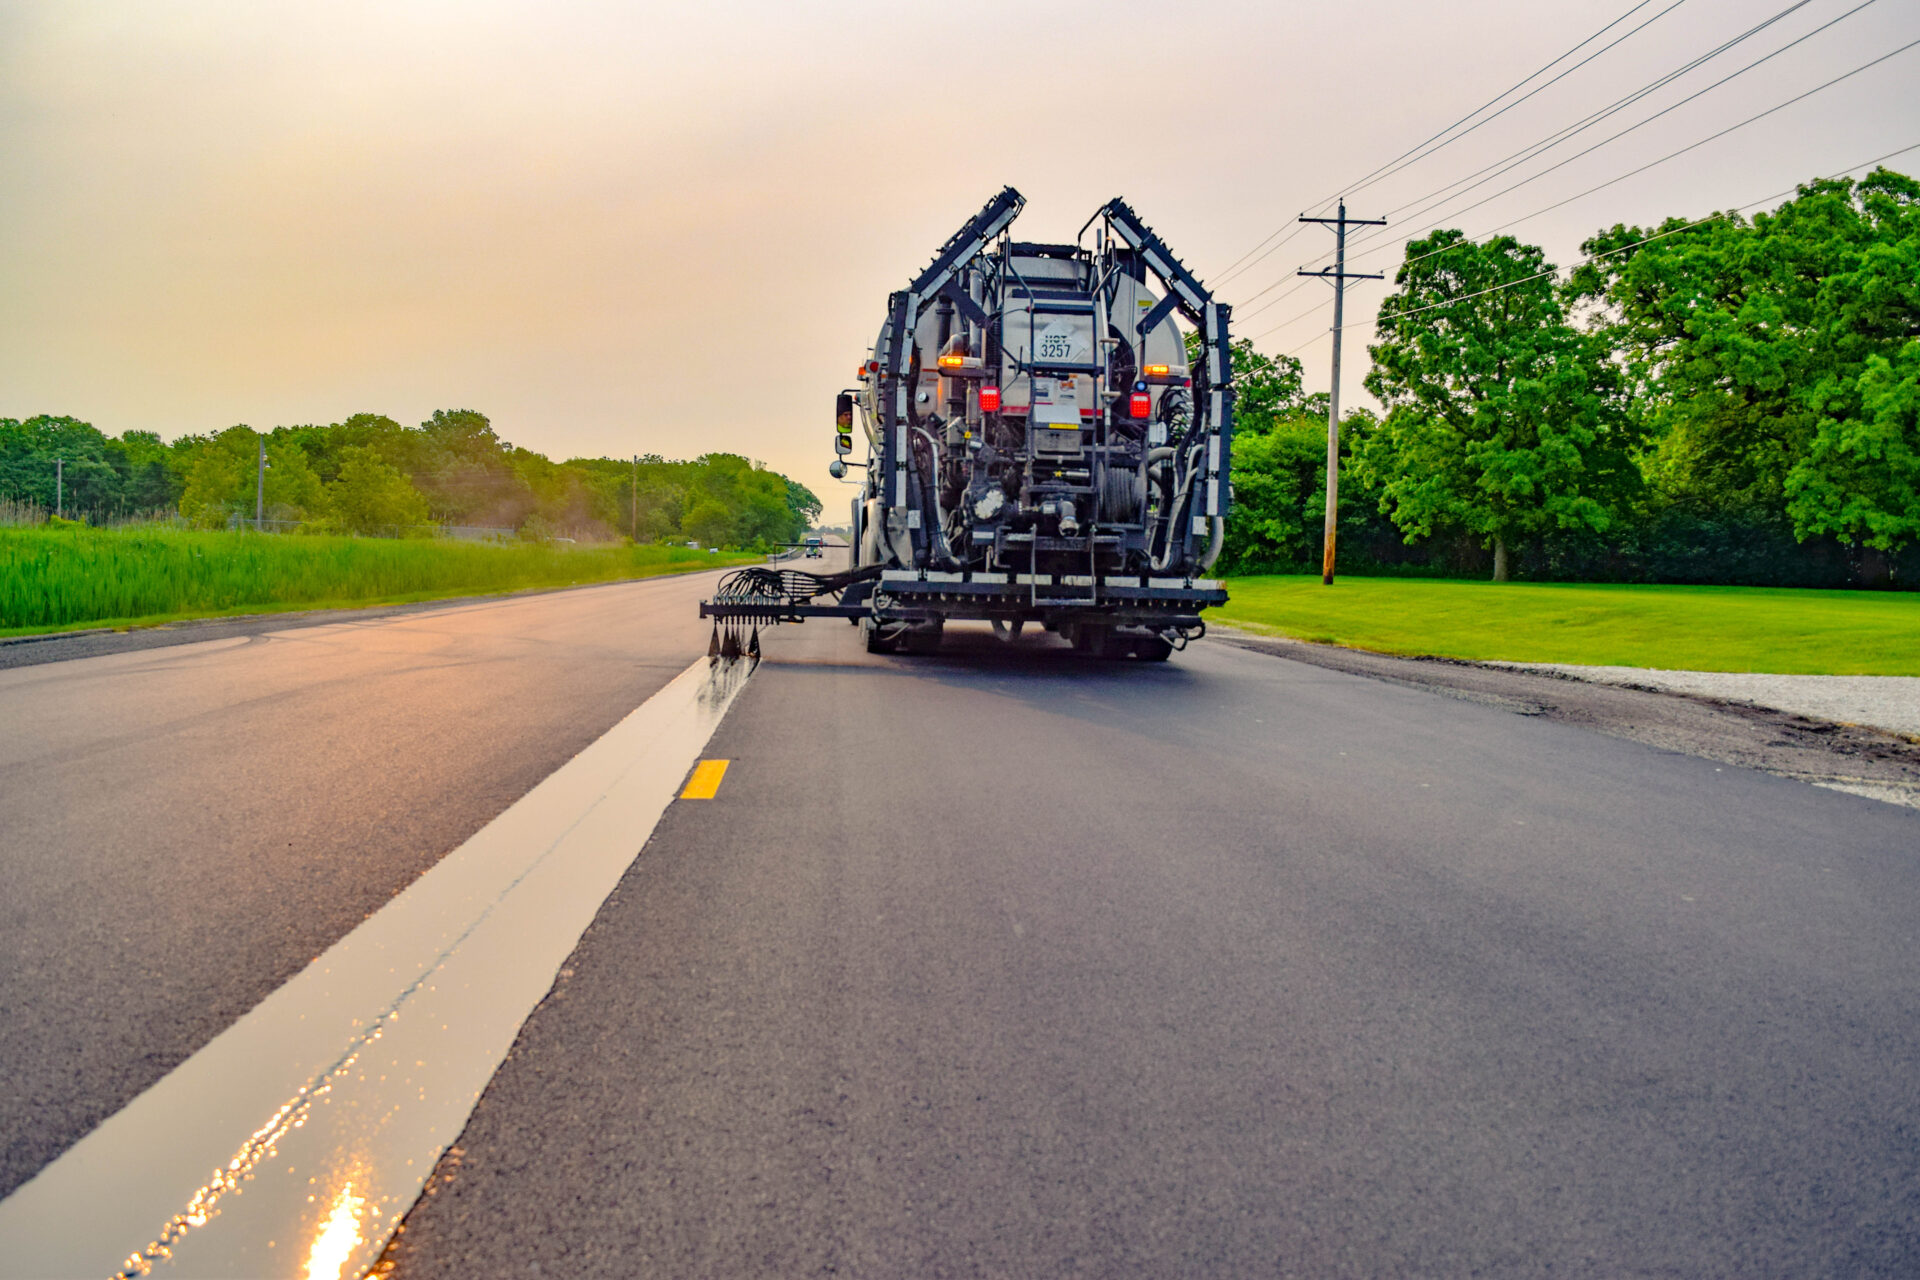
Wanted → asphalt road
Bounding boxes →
[6,572,1920,1276]
[0,571,723,1199]
[382,610,1920,1277]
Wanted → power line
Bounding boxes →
[1374,0,1831,228]
[1249,23,1920,344]
[1259,137,1920,353]
[1464,37,1920,238]
[1236,0,1861,315]
[1339,0,1696,204]
[1247,290,1337,338]
[1236,254,1326,312]
[1228,0,1851,315]
[1212,0,1674,285]
[1354,0,1890,271]
[1213,224,1316,294]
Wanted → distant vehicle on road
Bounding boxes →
[702,187,1232,660]
[803,538,823,559]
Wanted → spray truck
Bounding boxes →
[702,187,1233,661]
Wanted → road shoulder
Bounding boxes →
[0,565,736,671]
[1209,625,1920,809]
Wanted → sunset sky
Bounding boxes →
[5,0,1918,505]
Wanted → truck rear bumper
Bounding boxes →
[874,569,1224,623]
[700,570,1226,627]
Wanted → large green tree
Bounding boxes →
[1786,341,1920,553]
[1217,407,1385,573]
[0,416,178,516]
[0,404,828,548]
[785,477,824,529]
[177,426,326,527]
[1362,230,1637,580]
[327,446,431,534]
[1570,169,1920,553]
[282,414,412,484]
[1187,334,1306,432]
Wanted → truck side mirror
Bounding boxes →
[834,392,854,457]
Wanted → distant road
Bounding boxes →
[5,564,1920,1277]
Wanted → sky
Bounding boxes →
[4,0,1918,510]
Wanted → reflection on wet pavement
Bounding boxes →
[304,1180,366,1280]
[0,656,753,1279]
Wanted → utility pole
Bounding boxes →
[631,454,639,542]
[54,458,63,519]
[1300,200,1385,585]
[255,436,268,527]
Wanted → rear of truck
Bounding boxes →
[704,188,1233,661]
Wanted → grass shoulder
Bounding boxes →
[0,526,759,637]
[1215,574,1920,676]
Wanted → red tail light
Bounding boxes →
[980,386,1001,412]
[1130,391,1151,419]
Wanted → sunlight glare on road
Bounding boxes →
[305,1180,366,1280]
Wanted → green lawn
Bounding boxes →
[0,526,759,636]
[1216,575,1920,675]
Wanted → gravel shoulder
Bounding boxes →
[1491,663,1920,739]
[1210,625,1920,810]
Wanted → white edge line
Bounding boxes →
[0,654,754,1279]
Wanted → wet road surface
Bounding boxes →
[5,572,1920,1276]
[0,572,722,1199]
[385,613,1920,1278]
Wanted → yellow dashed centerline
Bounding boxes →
[680,759,730,799]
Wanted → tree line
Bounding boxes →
[0,410,822,549]
[1219,167,1920,586]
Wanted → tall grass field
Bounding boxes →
[0,526,755,635]
[1217,575,1920,675]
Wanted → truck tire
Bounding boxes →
[1133,636,1174,662]
[1070,623,1109,655]
[864,622,901,654]
[900,619,944,655]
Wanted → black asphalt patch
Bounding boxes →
[385,621,1920,1278]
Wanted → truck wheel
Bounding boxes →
[1071,623,1109,655]
[1134,636,1174,662]
[900,620,944,655]
[864,622,901,654]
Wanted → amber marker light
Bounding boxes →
[1144,364,1170,378]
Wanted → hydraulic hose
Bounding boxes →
[1136,446,1176,557]
[912,425,962,569]
[1150,442,1206,573]
[1199,515,1225,571]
